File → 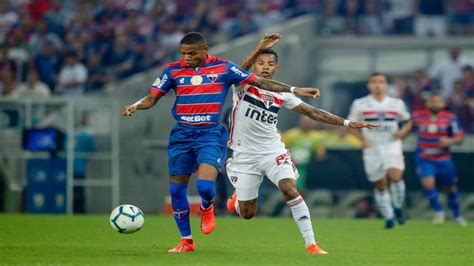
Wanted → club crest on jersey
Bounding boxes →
[377,112,386,121]
[427,124,438,133]
[230,176,238,183]
[207,74,218,83]
[262,95,275,109]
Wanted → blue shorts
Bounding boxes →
[168,123,228,176]
[415,156,458,186]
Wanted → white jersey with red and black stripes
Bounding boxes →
[228,84,302,154]
[348,95,410,146]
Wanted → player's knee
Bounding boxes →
[282,187,299,201]
[240,209,256,219]
[196,179,215,199]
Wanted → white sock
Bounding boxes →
[287,196,315,248]
[374,189,394,220]
[389,180,405,209]
[234,199,241,215]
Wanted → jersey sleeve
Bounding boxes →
[347,100,361,121]
[449,116,465,137]
[282,93,303,109]
[227,62,256,87]
[398,100,411,121]
[150,67,175,95]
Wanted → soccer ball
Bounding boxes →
[109,204,145,234]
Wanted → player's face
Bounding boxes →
[426,96,445,114]
[180,44,208,68]
[252,54,279,79]
[367,75,388,96]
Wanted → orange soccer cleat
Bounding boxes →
[168,238,195,253]
[200,204,216,234]
[306,243,328,255]
[226,192,237,213]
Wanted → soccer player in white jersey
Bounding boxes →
[225,33,378,254]
[348,73,412,229]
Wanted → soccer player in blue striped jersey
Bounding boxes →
[122,32,320,253]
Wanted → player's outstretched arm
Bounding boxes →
[292,102,379,128]
[122,93,162,117]
[249,77,320,99]
[240,33,281,70]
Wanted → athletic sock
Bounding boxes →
[196,179,215,210]
[423,188,443,212]
[390,180,406,209]
[374,189,395,220]
[447,191,461,218]
[234,198,241,215]
[170,182,191,238]
[287,196,315,248]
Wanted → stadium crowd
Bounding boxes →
[0,0,472,127]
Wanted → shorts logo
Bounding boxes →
[262,95,275,109]
[230,176,238,183]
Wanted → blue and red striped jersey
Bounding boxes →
[412,110,464,161]
[150,55,256,127]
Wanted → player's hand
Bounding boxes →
[362,138,370,148]
[439,137,453,148]
[122,105,137,117]
[294,87,320,99]
[257,33,281,50]
[349,121,379,129]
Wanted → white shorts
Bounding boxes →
[363,142,405,182]
[226,150,299,201]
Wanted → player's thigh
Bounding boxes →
[168,141,196,176]
[416,157,436,188]
[435,160,458,187]
[363,151,385,183]
[382,150,405,178]
[226,157,264,201]
[195,142,227,175]
[264,151,299,188]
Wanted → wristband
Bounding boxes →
[290,86,296,94]
[343,120,350,127]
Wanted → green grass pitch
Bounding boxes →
[1,214,472,265]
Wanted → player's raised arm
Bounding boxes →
[292,102,379,128]
[240,33,281,70]
[393,120,413,139]
[122,93,163,117]
[249,77,321,99]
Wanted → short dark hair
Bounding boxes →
[180,32,207,45]
[256,49,278,63]
[370,72,386,78]
[462,65,472,72]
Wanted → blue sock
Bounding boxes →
[447,192,461,218]
[423,188,443,212]
[196,179,215,209]
[170,182,191,237]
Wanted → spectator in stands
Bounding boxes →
[10,69,50,98]
[414,0,448,37]
[85,54,109,93]
[452,0,474,35]
[461,65,474,94]
[0,68,19,97]
[408,70,433,111]
[340,0,360,35]
[324,125,362,148]
[359,0,383,35]
[448,80,468,115]
[225,9,259,39]
[318,0,344,35]
[29,19,64,57]
[382,0,414,34]
[388,75,409,99]
[428,46,473,98]
[282,115,326,193]
[0,45,15,77]
[35,41,61,90]
[104,34,139,79]
[0,1,18,44]
[253,2,285,30]
[56,51,88,95]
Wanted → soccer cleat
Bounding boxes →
[394,208,406,225]
[227,192,237,213]
[385,218,395,229]
[168,238,195,253]
[306,242,328,254]
[432,211,445,225]
[455,217,468,227]
[200,204,216,234]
